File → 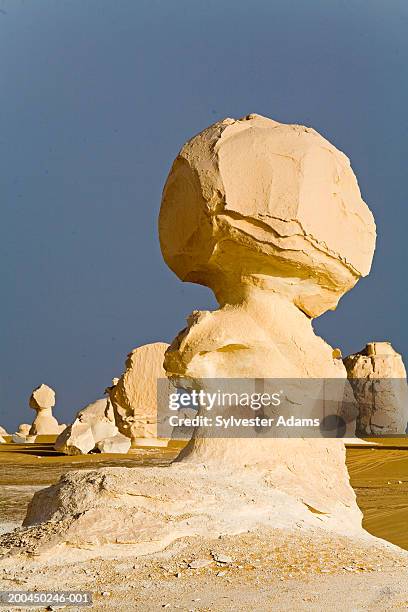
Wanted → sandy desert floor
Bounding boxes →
[1,438,408,611]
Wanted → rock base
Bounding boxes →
[0,460,366,563]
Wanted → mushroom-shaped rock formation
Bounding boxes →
[344,342,408,435]
[29,384,64,436]
[160,114,375,470]
[109,342,172,448]
[55,398,119,455]
[12,115,378,559]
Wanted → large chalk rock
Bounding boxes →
[29,384,63,436]
[7,115,378,559]
[55,421,96,455]
[55,398,118,455]
[0,426,8,436]
[109,342,172,448]
[344,342,408,435]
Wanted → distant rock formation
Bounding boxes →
[55,397,119,455]
[12,423,35,444]
[344,342,408,435]
[29,384,64,436]
[109,342,172,448]
[0,425,8,443]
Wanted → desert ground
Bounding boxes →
[1,439,408,611]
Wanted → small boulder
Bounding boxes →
[96,433,131,454]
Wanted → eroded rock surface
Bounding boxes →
[344,342,408,435]
[19,464,369,561]
[55,398,118,455]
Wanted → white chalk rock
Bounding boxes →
[9,115,378,558]
[96,433,131,454]
[55,398,118,455]
[0,426,8,436]
[55,421,96,455]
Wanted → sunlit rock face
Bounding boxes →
[160,113,376,318]
[109,342,172,447]
[344,342,408,435]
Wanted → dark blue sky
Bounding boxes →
[1,0,407,430]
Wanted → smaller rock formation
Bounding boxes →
[109,342,172,448]
[0,426,8,436]
[55,397,119,455]
[29,384,64,436]
[344,342,408,435]
[12,423,36,444]
[96,433,131,454]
